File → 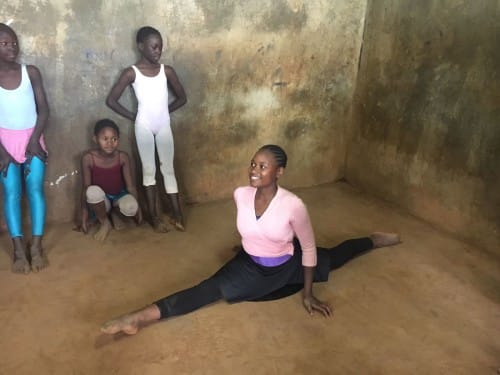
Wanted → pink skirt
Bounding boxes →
[0,127,47,163]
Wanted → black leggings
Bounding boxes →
[325,237,373,270]
[154,237,373,319]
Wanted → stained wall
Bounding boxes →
[2,1,497,255]
[346,0,500,253]
[0,0,367,221]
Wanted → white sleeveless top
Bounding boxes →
[131,64,170,134]
[0,64,37,130]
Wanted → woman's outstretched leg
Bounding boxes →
[328,232,400,270]
[101,278,222,335]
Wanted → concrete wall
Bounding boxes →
[346,0,500,253]
[0,0,366,222]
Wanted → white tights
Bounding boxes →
[135,123,178,193]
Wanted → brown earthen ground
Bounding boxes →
[0,182,498,375]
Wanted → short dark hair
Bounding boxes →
[258,144,288,168]
[94,119,120,137]
[136,26,161,43]
[0,23,16,37]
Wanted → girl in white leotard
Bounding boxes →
[106,26,187,232]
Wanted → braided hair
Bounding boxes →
[258,144,287,168]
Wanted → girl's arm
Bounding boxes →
[106,68,137,121]
[26,65,50,161]
[0,141,14,176]
[164,65,187,113]
[120,151,142,223]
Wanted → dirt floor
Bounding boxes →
[0,182,498,375]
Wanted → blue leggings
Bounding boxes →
[0,156,46,238]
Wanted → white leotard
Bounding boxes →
[131,64,178,193]
[131,64,170,135]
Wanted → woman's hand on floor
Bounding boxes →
[303,295,332,317]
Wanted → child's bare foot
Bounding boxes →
[31,253,47,272]
[11,238,30,274]
[101,313,140,335]
[30,245,48,273]
[110,210,126,231]
[370,232,400,248]
[94,219,112,241]
[152,217,169,233]
[12,255,31,274]
[169,216,185,232]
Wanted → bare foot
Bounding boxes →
[101,313,140,335]
[110,210,126,231]
[31,254,47,272]
[152,217,169,233]
[12,255,31,274]
[101,305,160,335]
[94,219,112,241]
[370,232,401,248]
[169,217,185,232]
[30,246,48,272]
[11,238,30,274]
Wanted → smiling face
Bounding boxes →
[248,150,284,189]
[94,127,119,156]
[139,33,163,64]
[0,29,19,63]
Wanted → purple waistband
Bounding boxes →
[250,254,292,267]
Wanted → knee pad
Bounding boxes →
[118,195,138,216]
[86,185,106,204]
